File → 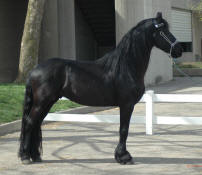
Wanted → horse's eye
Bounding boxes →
[155,23,164,29]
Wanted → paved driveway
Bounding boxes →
[1,122,202,175]
[1,77,202,175]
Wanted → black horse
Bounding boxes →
[19,12,182,165]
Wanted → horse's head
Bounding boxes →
[152,12,183,58]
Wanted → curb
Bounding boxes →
[0,106,115,136]
[0,120,21,137]
[174,68,202,77]
[57,106,114,114]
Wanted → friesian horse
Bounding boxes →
[19,12,183,165]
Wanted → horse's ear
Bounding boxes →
[156,12,162,21]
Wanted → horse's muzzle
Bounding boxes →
[171,42,183,58]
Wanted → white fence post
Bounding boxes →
[45,91,202,134]
[145,90,154,135]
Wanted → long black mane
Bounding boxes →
[70,18,155,81]
[96,18,154,80]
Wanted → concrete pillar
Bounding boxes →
[192,12,202,60]
[39,0,59,61]
[115,0,144,44]
[115,0,173,86]
[57,0,76,59]
[145,0,172,86]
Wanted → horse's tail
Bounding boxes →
[18,80,33,158]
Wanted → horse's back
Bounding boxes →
[61,59,117,106]
[28,58,66,83]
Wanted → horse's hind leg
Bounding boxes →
[20,96,58,164]
[29,102,56,162]
[115,103,134,165]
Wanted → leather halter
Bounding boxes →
[155,23,178,58]
[160,31,178,58]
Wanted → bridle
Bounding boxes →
[155,22,197,83]
[154,20,200,84]
[159,31,178,58]
[155,23,178,58]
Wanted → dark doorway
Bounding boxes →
[75,0,115,61]
[0,0,28,82]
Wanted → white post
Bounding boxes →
[145,90,154,135]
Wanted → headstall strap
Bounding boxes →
[160,31,178,58]
[156,24,199,84]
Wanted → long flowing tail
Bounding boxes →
[18,81,33,158]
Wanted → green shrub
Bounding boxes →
[0,84,80,124]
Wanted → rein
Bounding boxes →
[172,59,201,85]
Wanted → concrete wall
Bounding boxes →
[0,0,200,83]
[0,0,77,82]
[171,1,193,62]
[115,0,173,86]
[75,3,97,61]
[39,0,77,61]
[171,0,202,62]
[39,0,59,62]
[57,0,76,60]
[145,0,173,86]
[192,12,202,61]
[0,0,27,82]
[115,0,144,44]
[171,0,190,9]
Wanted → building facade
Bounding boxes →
[0,0,201,84]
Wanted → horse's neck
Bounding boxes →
[116,31,153,80]
[71,58,113,81]
[72,30,153,81]
[133,38,153,76]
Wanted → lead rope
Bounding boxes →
[160,31,200,85]
[172,59,200,85]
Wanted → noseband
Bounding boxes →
[154,22,178,58]
[159,31,178,58]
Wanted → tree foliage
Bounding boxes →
[190,0,202,21]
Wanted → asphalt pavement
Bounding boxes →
[1,77,202,175]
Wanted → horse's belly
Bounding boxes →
[63,78,116,106]
[70,93,116,106]
[66,88,116,106]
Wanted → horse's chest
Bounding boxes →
[116,78,145,104]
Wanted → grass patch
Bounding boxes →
[176,62,202,69]
[0,84,80,124]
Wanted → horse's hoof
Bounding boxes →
[32,156,42,163]
[124,158,134,165]
[115,151,134,165]
[22,159,32,165]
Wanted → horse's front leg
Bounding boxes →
[115,103,134,165]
